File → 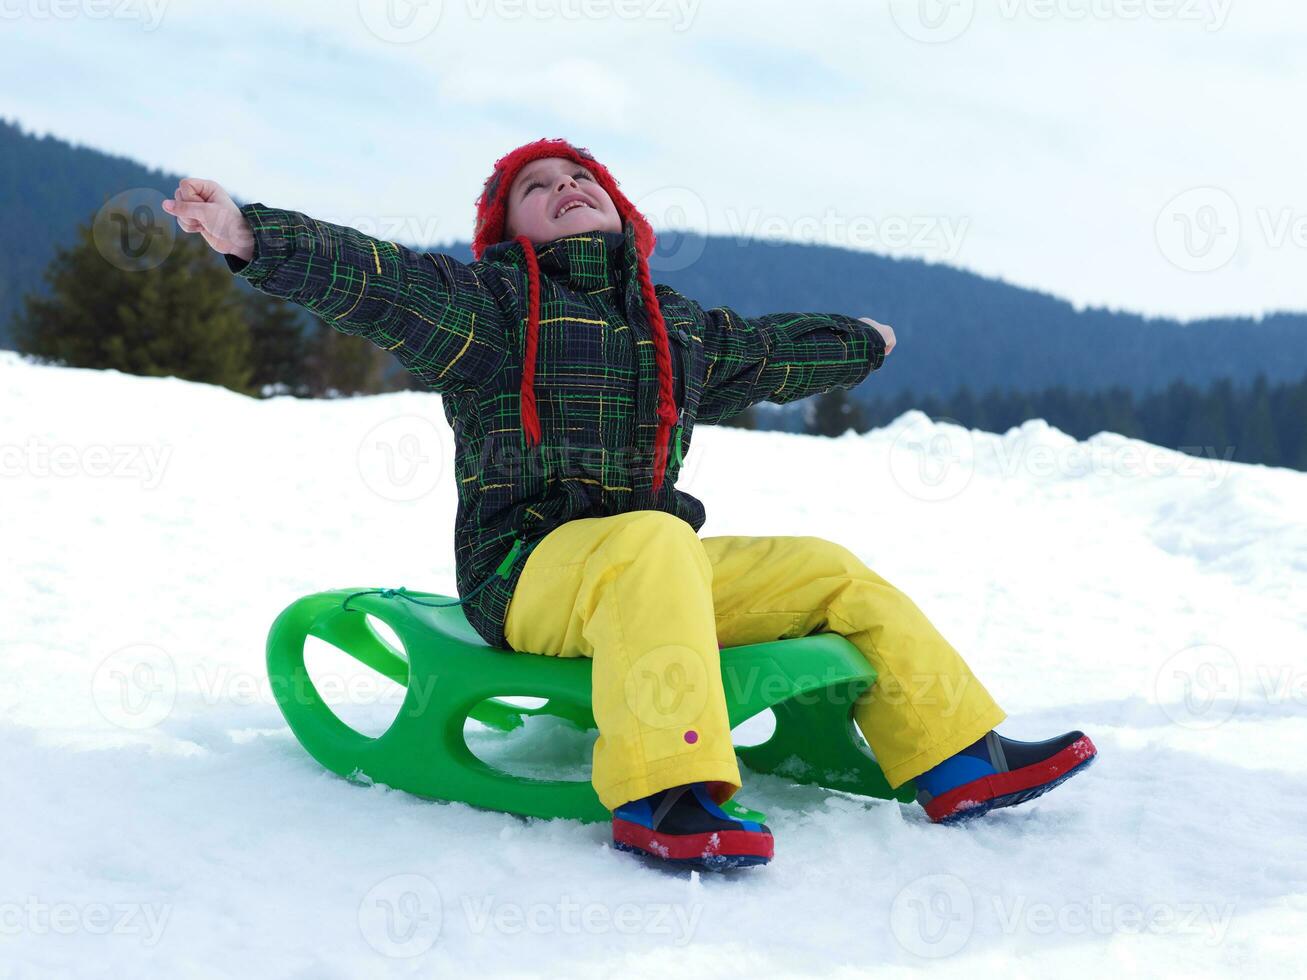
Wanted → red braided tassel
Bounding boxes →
[635,251,679,493]
[516,235,543,447]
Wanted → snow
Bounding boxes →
[2,350,1304,978]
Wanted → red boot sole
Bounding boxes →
[612,818,774,868]
[924,735,1098,824]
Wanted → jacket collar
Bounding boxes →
[482,225,634,291]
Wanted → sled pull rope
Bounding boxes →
[340,537,535,612]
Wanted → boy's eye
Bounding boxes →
[522,170,592,196]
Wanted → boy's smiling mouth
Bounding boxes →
[554,194,595,219]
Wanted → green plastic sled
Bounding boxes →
[265,588,914,823]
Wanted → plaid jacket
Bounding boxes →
[227,204,886,649]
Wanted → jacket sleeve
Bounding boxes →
[224,203,508,393]
[688,302,887,425]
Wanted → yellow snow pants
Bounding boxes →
[503,510,1006,811]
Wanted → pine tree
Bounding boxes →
[304,321,390,397]
[244,289,311,396]
[1101,385,1142,439]
[1275,377,1307,469]
[1235,375,1281,466]
[811,388,867,436]
[12,215,253,393]
[721,405,759,431]
[949,385,978,431]
[1179,380,1231,460]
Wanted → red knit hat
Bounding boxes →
[472,137,679,494]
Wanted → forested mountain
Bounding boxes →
[5,116,1304,403]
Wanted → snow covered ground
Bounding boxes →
[3,350,1304,978]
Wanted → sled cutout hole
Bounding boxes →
[303,634,407,738]
[463,701,595,783]
[731,708,777,748]
[494,696,548,709]
[364,614,407,660]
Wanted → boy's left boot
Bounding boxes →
[612,782,774,871]
[915,730,1097,824]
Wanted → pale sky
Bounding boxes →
[3,0,1305,320]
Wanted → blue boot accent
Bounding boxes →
[915,735,996,801]
[612,794,655,828]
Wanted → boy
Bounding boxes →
[164,137,1096,872]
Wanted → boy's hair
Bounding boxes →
[471,138,680,493]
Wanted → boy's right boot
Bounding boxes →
[612,782,774,871]
[915,729,1097,824]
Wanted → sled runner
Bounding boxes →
[265,588,914,823]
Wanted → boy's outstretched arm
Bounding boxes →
[660,287,890,425]
[163,179,507,394]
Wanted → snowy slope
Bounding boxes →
[2,351,1305,979]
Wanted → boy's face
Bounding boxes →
[503,156,622,245]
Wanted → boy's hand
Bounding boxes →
[161,179,255,262]
[859,317,896,356]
